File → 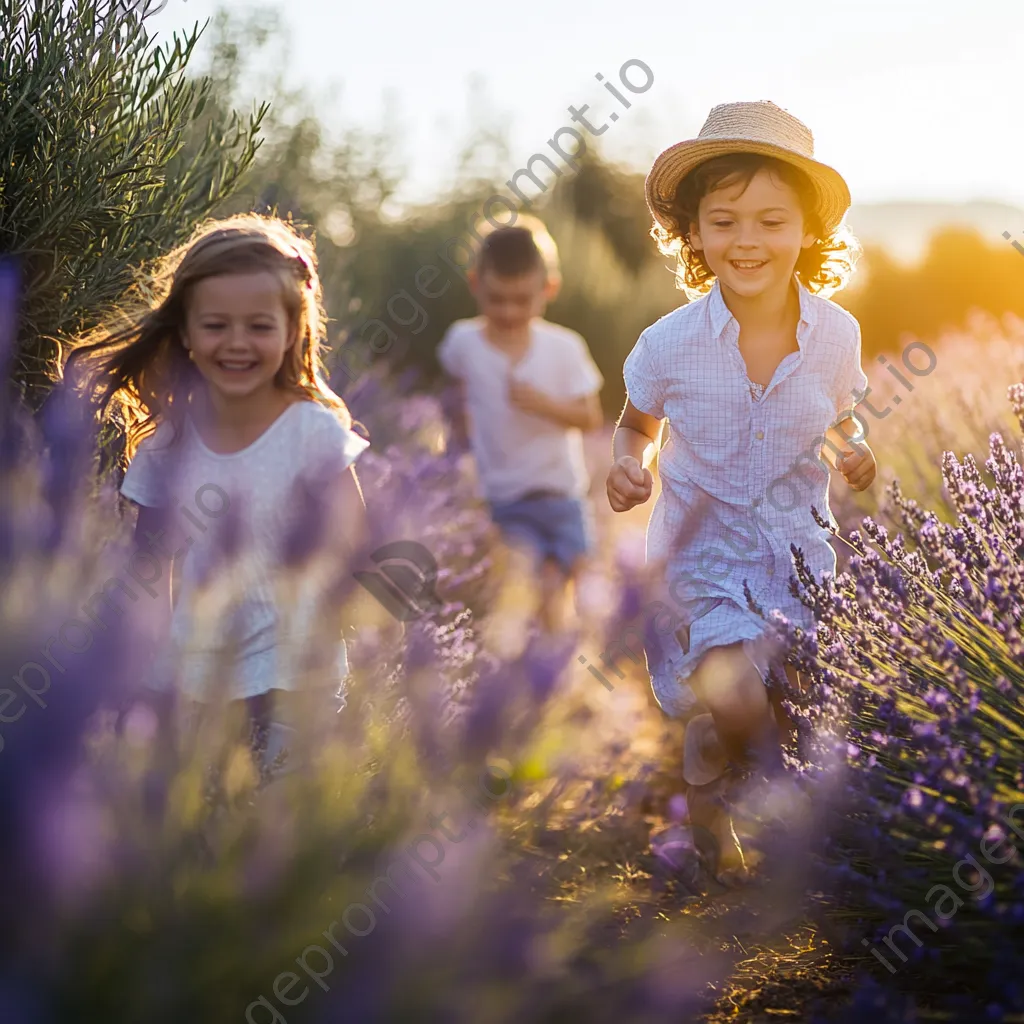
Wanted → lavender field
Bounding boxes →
[0,311,1022,1024]
[3,5,1024,1020]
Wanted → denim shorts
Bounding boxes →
[489,491,593,573]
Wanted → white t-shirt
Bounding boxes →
[437,317,603,503]
[120,400,369,701]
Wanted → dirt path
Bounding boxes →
[500,433,855,1020]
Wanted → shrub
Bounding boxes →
[770,385,1024,1011]
[0,0,265,405]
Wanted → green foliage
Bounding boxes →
[185,5,1024,420]
[0,0,266,404]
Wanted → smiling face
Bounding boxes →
[689,166,816,300]
[182,271,295,403]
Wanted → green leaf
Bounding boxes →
[0,0,263,405]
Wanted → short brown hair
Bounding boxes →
[475,215,560,282]
[651,153,859,299]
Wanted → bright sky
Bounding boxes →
[151,0,1024,212]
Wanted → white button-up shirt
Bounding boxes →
[623,277,868,716]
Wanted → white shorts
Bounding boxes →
[646,597,786,719]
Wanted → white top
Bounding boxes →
[121,400,369,701]
[623,278,868,715]
[437,317,603,503]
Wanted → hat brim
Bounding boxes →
[645,139,851,235]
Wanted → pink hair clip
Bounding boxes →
[291,248,314,286]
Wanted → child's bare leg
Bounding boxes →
[537,558,568,633]
[244,689,311,778]
[483,539,540,658]
[686,772,752,879]
[538,553,586,634]
[688,643,781,772]
[679,645,782,880]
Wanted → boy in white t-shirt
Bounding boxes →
[437,219,604,634]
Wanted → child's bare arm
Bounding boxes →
[507,381,603,431]
[824,414,876,491]
[607,399,661,511]
[445,377,471,452]
[822,416,855,469]
[613,399,662,467]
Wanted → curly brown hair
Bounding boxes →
[650,153,860,300]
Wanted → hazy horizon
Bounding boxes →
[149,0,1024,217]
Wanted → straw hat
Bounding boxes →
[682,713,728,788]
[645,100,851,234]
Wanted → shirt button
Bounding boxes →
[755,430,765,440]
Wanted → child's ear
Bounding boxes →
[801,229,816,249]
[467,268,479,296]
[688,220,704,252]
[543,274,562,303]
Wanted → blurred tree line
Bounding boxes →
[0,0,264,407]
[179,7,683,419]
[843,229,1024,357]
[5,1,1022,415]
[186,7,1024,417]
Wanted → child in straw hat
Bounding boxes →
[607,100,876,883]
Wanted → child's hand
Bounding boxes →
[838,442,876,491]
[607,456,653,512]
[508,378,551,417]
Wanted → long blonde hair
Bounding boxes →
[64,214,352,461]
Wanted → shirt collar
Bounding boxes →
[707,278,733,339]
[707,276,818,342]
